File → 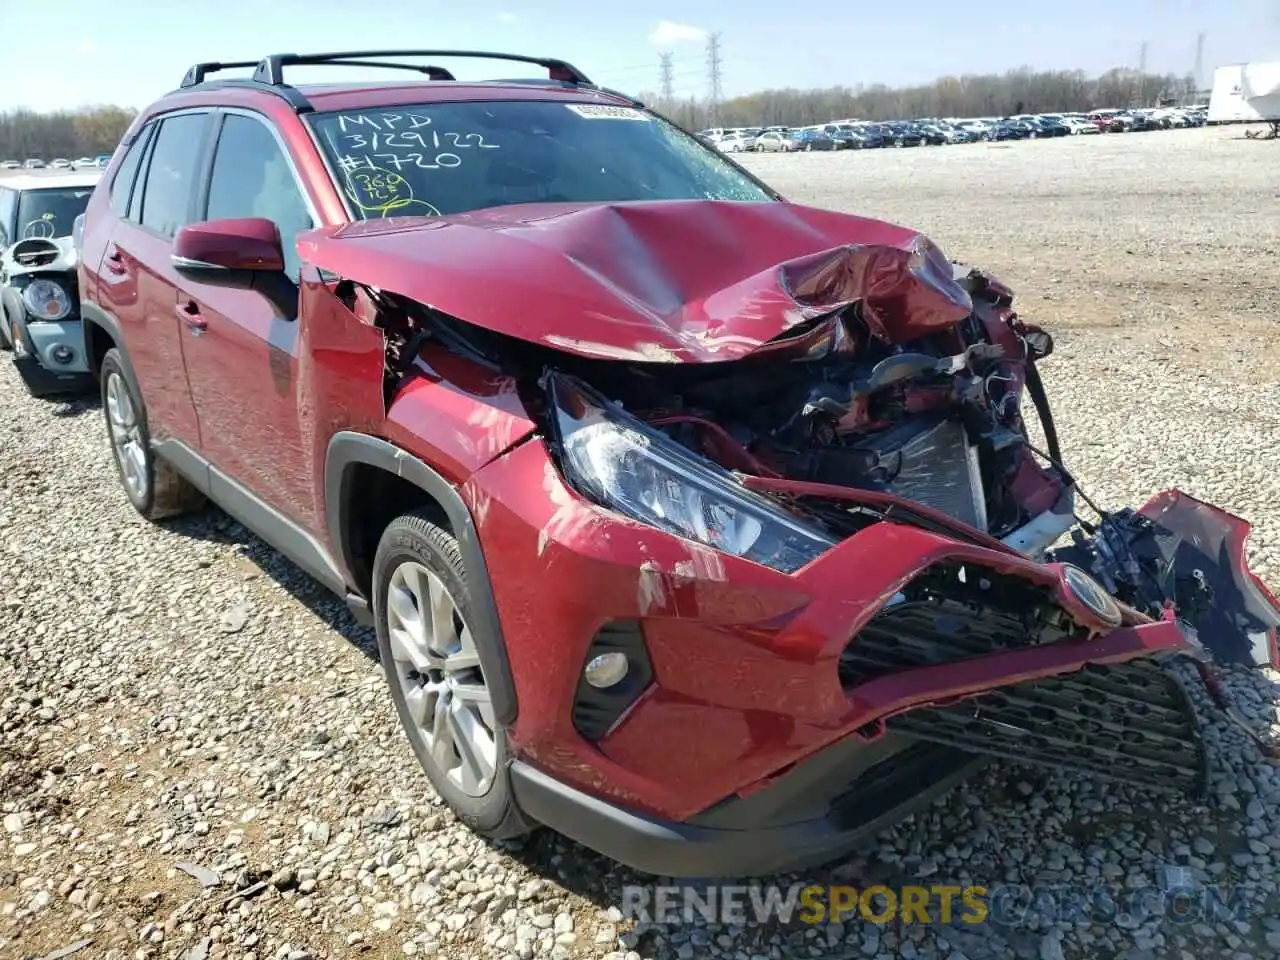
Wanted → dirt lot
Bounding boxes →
[2,126,1279,960]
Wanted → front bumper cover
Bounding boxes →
[465,439,1277,875]
[10,317,94,397]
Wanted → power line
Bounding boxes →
[659,52,674,100]
[706,32,723,121]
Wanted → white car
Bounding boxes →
[754,131,799,152]
[48,159,72,170]
[1062,117,1100,134]
[717,133,757,153]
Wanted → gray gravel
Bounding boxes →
[3,125,1280,959]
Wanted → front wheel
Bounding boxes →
[100,348,206,520]
[373,511,527,840]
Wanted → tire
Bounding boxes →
[373,510,527,840]
[100,347,206,520]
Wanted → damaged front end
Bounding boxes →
[315,204,1280,830]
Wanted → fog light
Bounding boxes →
[1062,564,1122,627]
[583,652,629,689]
[50,344,74,365]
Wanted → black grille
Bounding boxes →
[841,562,1207,794]
[889,659,1207,794]
[839,562,1076,688]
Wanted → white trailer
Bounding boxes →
[1208,62,1280,137]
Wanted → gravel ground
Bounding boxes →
[3,125,1280,960]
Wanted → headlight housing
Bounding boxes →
[21,279,72,321]
[547,374,836,574]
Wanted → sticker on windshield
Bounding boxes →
[565,104,651,121]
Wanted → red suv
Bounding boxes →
[76,50,1280,877]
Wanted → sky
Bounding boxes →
[2,0,1278,111]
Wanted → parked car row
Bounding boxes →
[0,156,112,172]
[698,106,1210,153]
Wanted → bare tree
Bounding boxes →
[640,65,1186,130]
[0,106,137,161]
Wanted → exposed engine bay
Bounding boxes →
[358,250,1278,665]
[363,261,1073,559]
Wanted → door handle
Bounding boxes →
[176,300,207,332]
[104,250,126,276]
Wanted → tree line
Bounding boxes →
[0,106,137,162]
[0,65,1199,159]
[642,66,1201,131]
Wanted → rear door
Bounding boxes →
[178,109,322,529]
[98,111,214,446]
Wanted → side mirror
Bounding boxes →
[171,217,297,319]
[172,217,286,282]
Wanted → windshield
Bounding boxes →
[15,187,94,240]
[309,100,774,219]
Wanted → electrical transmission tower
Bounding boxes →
[659,52,674,100]
[1193,32,1205,90]
[1139,40,1149,73]
[706,32,723,122]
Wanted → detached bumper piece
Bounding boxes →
[841,560,1208,795]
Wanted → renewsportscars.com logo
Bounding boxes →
[621,881,1256,928]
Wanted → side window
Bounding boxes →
[205,113,314,283]
[109,124,154,220]
[137,113,210,238]
[0,188,15,247]
[128,129,157,224]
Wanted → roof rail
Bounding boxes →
[173,50,603,115]
[181,60,260,87]
[250,50,593,86]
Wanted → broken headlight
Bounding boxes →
[548,374,836,573]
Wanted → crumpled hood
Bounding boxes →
[299,200,973,363]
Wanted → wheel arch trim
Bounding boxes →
[324,431,518,726]
[80,301,136,384]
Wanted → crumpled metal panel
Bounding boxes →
[296,199,974,363]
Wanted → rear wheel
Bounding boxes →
[100,348,205,520]
[373,511,527,839]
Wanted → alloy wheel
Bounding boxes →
[386,560,496,797]
[105,371,147,502]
